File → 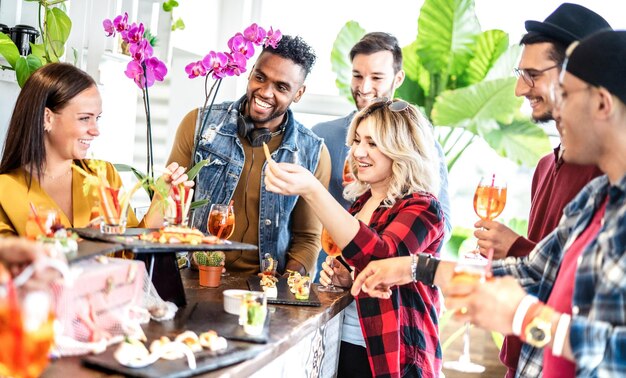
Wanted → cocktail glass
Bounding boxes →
[318,227,344,293]
[443,257,488,373]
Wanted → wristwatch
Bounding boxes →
[524,305,554,348]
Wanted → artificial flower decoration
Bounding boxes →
[102,13,168,181]
[184,23,281,145]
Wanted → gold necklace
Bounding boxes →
[43,168,72,181]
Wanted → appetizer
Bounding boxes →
[199,330,228,352]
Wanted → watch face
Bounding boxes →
[530,327,546,341]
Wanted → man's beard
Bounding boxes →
[532,110,554,123]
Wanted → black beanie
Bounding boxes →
[565,30,626,105]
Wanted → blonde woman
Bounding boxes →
[264,98,444,378]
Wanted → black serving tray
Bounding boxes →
[247,276,321,307]
[71,228,257,253]
[182,301,270,344]
[83,341,264,378]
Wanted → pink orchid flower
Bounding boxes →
[202,51,229,80]
[125,23,145,44]
[129,39,153,62]
[243,23,267,45]
[185,60,207,79]
[228,33,255,60]
[225,52,248,77]
[144,57,168,86]
[265,27,282,49]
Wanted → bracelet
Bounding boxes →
[512,295,538,336]
[552,313,571,357]
[412,253,440,286]
[411,254,418,282]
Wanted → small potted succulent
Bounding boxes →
[194,252,224,288]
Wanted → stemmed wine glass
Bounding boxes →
[318,227,344,293]
[443,257,490,373]
[207,203,235,276]
[471,174,507,256]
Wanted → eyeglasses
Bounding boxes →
[513,64,560,88]
[550,83,592,109]
[361,97,410,117]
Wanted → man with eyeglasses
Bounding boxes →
[473,5,611,376]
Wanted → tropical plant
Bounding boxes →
[330,0,551,172]
[0,0,72,87]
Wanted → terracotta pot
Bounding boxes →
[198,265,222,287]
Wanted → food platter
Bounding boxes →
[83,341,264,378]
[71,228,257,253]
[247,276,321,307]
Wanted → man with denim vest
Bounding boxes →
[168,35,331,275]
[311,32,452,283]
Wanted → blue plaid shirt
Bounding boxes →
[492,173,626,377]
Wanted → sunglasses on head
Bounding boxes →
[362,97,410,117]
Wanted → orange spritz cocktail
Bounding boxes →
[208,204,235,239]
[0,294,55,378]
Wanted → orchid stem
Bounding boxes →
[193,77,223,163]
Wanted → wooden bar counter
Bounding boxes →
[42,269,354,378]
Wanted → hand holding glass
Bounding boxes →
[207,203,235,276]
[318,228,344,293]
[443,257,489,373]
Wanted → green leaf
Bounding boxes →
[402,40,430,93]
[330,21,366,102]
[45,6,72,61]
[30,43,46,62]
[162,0,179,12]
[485,44,522,81]
[481,118,551,167]
[190,199,209,211]
[416,0,480,77]
[462,29,508,85]
[171,18,185,31]
[507,217,529,237]
[0,33,20,68]
[443,226,473,260]
[396,77,426,108]
[432,77,522,130]
[186,159,209,180]
[114,164,147,181]
[15,55,43,87]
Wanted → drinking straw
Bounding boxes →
[485,248,494,279]
[29,202,47,235]
[5,272,24,371]
[215,201,234,239]
[485,173,496,220]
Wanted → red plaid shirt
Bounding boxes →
[343,191,444,378]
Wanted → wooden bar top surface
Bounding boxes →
[42,269,353,377]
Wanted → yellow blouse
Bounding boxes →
[0,159,139,237]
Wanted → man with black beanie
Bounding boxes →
[473,5,611,375]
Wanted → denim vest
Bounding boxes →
[191,98,324,272]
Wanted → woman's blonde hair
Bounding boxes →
[343,99,440,207]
